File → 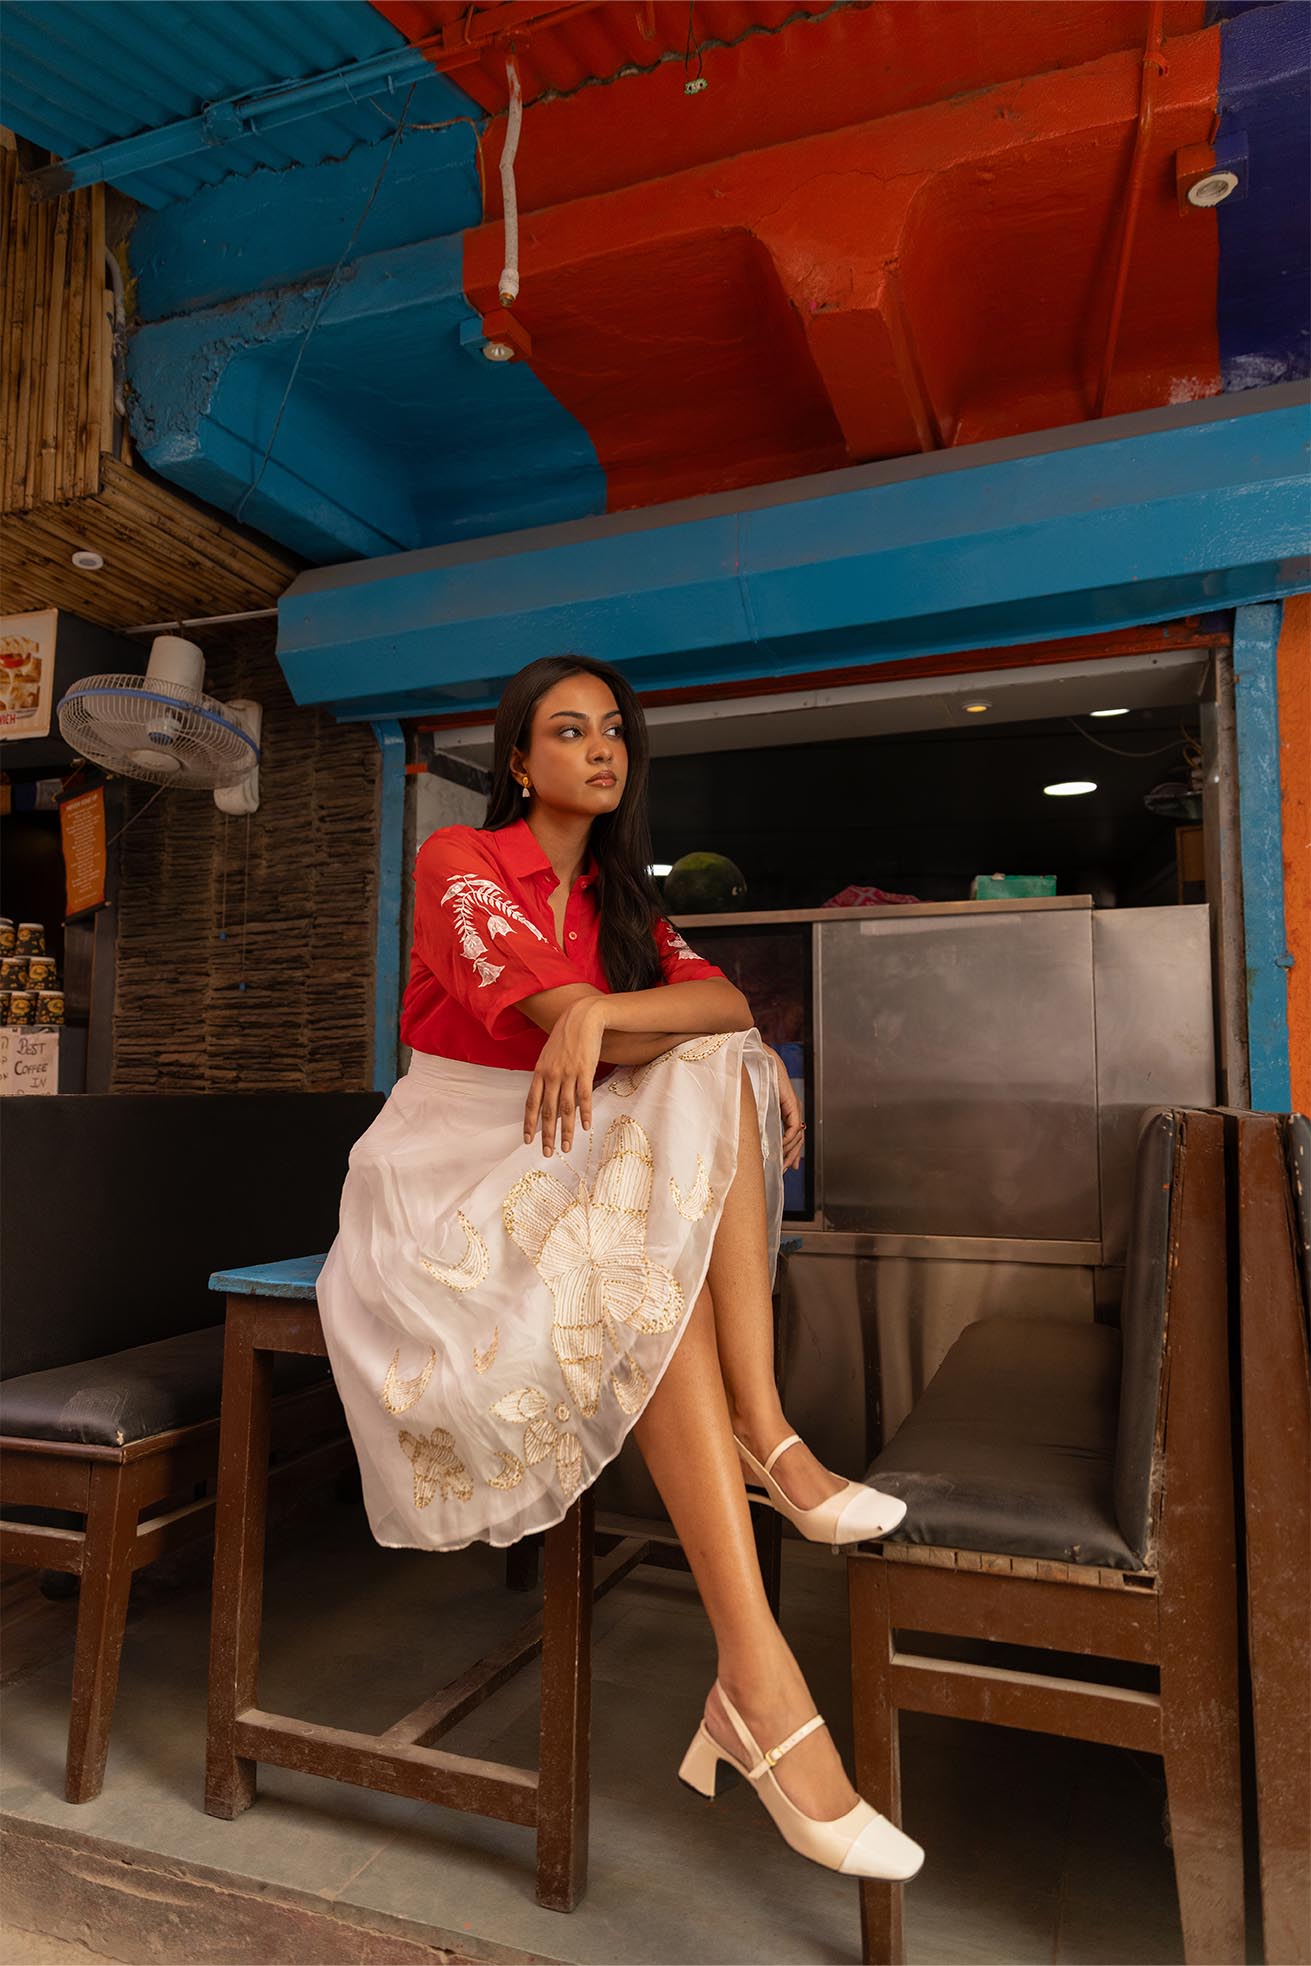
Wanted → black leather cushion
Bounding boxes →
[1111,1110,1176,1562]
[0,1326,331,1447]
[0,1092,383,1379]
[868,1316,1134,1569]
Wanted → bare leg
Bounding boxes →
[632,1284,860,1822]
[707,1067,843,1510]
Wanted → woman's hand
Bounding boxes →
[763,1044,806,1173]
[524,996,606,1158]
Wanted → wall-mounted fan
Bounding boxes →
[57,635,261,814]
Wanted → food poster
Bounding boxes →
[0,608,57,738]
[59,783,107,916]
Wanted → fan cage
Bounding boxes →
[57,676,260,791]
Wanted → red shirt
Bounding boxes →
[400,817,730,1070]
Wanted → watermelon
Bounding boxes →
[663,852,749,913]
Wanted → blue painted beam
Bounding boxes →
[277,384,1311,721]
[1233,602,1293,1112]
[371,720,406,1094]
[129,231,604,563]
[22,39,440,198]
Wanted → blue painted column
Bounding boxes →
[1233,602,1292,1111]
[371,720,406,1094]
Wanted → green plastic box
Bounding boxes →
[970,873,1058,900]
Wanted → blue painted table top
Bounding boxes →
[210,1237,801,1300]
[208,1254,326,1298]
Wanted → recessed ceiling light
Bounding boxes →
[963,702,990,714]
[71,548,104,571]
[649,862,673,877]
[482,340,515,363]
[1089,707,1129,718]
[1045,780,1097,798]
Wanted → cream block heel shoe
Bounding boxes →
[677,1681,925,1882]
[734,1432,907,1550]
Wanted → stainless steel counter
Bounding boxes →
[597,896,1216,1511]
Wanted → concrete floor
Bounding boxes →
[0,1491,1190,1966]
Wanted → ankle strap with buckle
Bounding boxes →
[748,1712,825,1781]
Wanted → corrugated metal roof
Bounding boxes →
[0,0,481,207]
[373,0,839,111]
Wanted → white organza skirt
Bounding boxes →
[315,1028,782,1551]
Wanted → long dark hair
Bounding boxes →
[483,655,664,994]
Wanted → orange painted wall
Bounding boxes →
[1279,594,1310,1114]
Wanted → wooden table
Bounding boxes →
[202,1255,659,1912]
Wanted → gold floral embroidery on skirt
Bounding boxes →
[420,1210,490,1293]
[487,1448,526,1490]
[399,1425,474,1507]
[489,1386,583,1498]
[503,1115,684,1417]
[670,1153,715,1222]
[609,1031,733,1097]
[473,1325,499,1373]
[609,1352,650,1415]
[379,1345,436,1415]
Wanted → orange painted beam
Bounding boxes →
[463,26,1221,509]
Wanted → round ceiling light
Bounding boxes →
[1089,707,1129,718]
[1187,170,1240,208]
[963,702,991,714]
[71,548,104,571]
[1045,780,1097,798]
[482,340,515,363]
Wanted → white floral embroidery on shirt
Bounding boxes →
[664,926,703,963]
[442,875,548,988]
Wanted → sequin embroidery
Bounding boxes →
[489,1386,583,1498]
[420,1210,490,1293]
[503,1115,684,1416]
[379,1345,436,1415]
[399,1425,474,1507]
[670,1153,715,1221]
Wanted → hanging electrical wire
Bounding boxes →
[368,99,487,218]
[233,84,418,530]
[683,1,707,92]
[1066,716,1195,759]
[499,59,524,305]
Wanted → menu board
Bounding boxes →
[0,1025,60,1095]
[60,784,107,917]
[0,608,57,739]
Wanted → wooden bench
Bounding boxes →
[1233,1110,1310,1966]
[205,1257,742,1912]
[846,1108,1244,1965]
[0,1091,382,1801]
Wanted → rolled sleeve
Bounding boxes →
[413,834,590,1038]
[654,917,729,986]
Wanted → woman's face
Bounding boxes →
[514,671,628,819]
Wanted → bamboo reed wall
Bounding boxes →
[0,140,297,628]
[110,624,381,1094]
[1,144,374,1088]
[0,145,113,513]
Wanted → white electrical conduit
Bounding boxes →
[498,60,523,306]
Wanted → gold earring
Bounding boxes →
[520,778,531,799]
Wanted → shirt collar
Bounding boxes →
[496,816,598,890]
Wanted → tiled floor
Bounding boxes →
[0,1493,1189,1965]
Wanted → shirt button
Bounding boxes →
[567,931,577,941]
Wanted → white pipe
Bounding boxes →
[498,61,523,306]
